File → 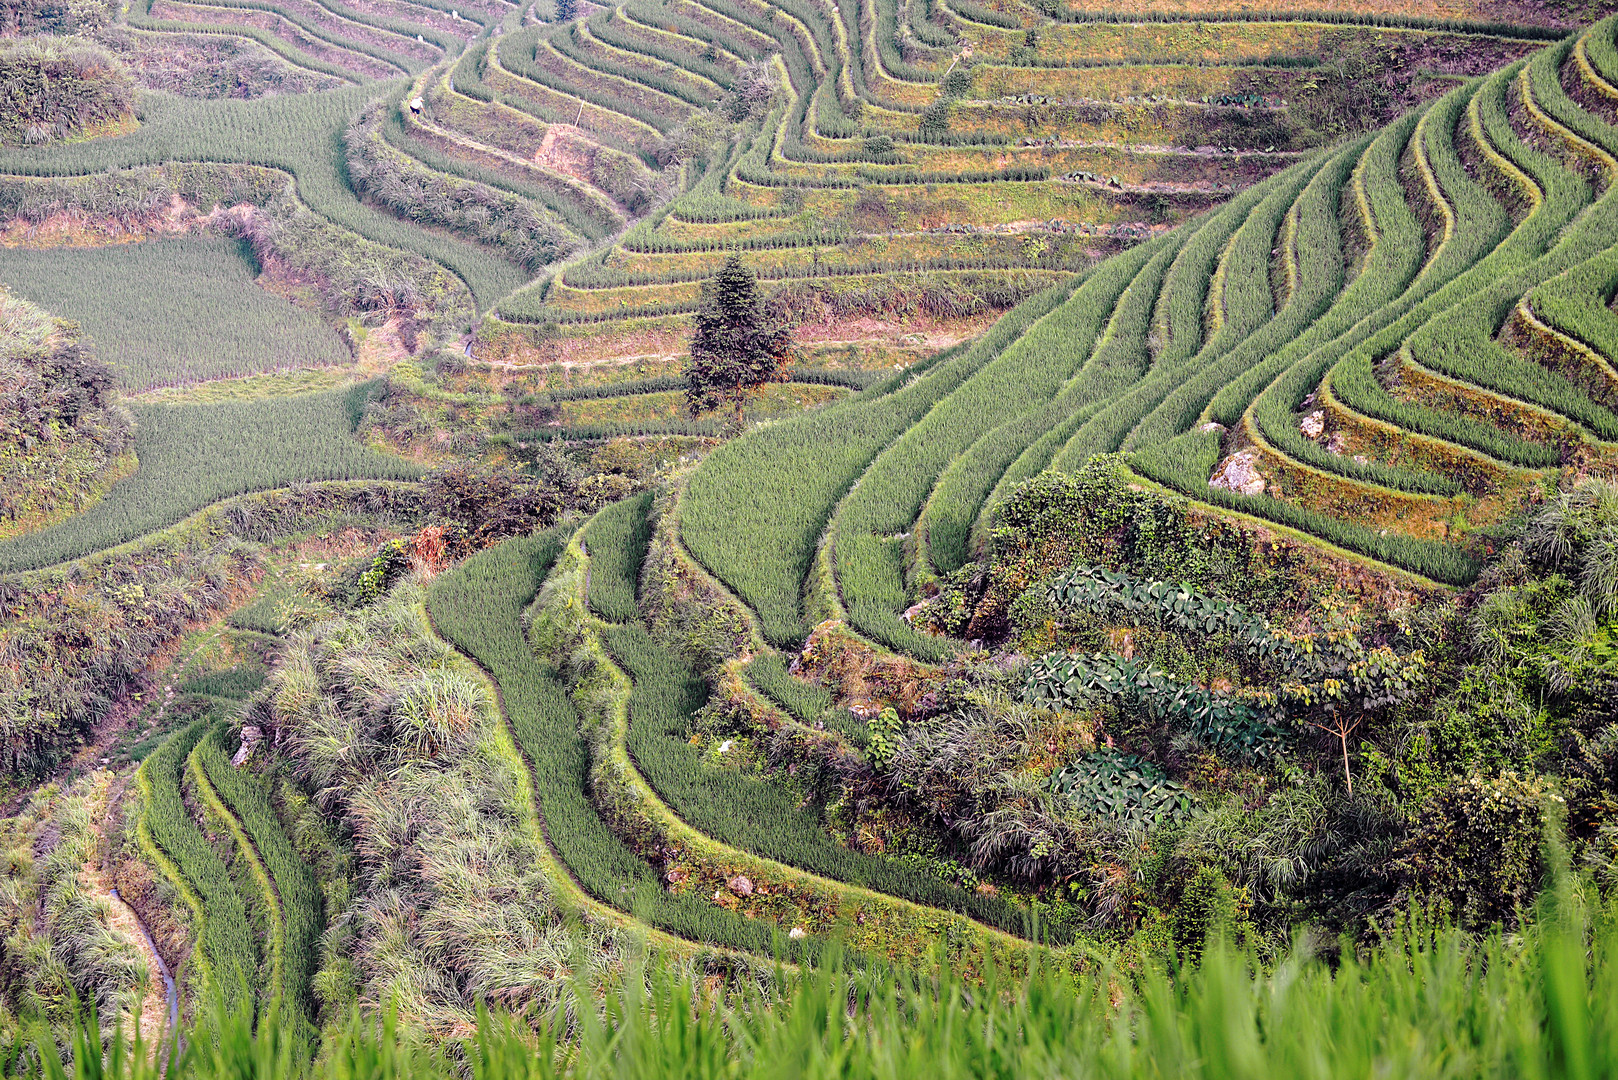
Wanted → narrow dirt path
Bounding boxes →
[83,773,177,1051]
[108,885,179,1047]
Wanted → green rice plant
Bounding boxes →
[135,718,259,1018]
[943,0,1018,30]
[660,0,777,56]
[1128,121,1392,467]
[1054,8,1569,39]
[1584,13,1618,86]
[179,667,269,699]
[498,27,685,133]
[680,283,1077,647]
[596,7,739,87]
[908,149,1323,583]
[559,251,1088,290]
[192,723,322,1032]
[868,0,947,81]
[1131,460,1484,584]
[346,102,573,272]
[483,35,664,148]
[0,85,527,310]
[581,492,654,622]
[0,238,348,391]
[905,0,956,48]
[424,535,819,958]
[741,653,873,746]
[1048,161,1311,472]
[1533,22,1618,160]
[0,386,422,572]
[38,884,1618,1079]
[127,0,365,82]
[1326,57,1618,458]
[1230,78,1522,489]
[556,22,718,107]
[1529,249,1618,379]
[947,162,1322,556]
[309,0,473,45]
[184,737,284,1019]
[518,417,730,441]
[148,0,425,76]
[740,654,831,723]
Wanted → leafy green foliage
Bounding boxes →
[1046,565,1284,655]
[1397,771,1550,932]
[1036,561,1428,782]
[1050,751,1192,829]
[1025,651,1283,761]
[866,706,901,770]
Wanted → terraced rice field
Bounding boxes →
[3,0,1584,424]
[678,17,1618,655]
[20,0,1618,1018]
[477,0,1563,337]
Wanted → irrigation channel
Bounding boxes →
[110,886,181,1053]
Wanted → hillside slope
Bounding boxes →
[680,15,1618,654]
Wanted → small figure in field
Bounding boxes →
[409,97,424,115]
[684,254,795,431]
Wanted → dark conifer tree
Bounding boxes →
[684,254,794,428]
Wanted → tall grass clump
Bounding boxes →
[266,582,601,1034]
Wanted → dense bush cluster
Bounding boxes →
[0,286,131,528]
[0,39,131,144]
[0,482,424,775]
